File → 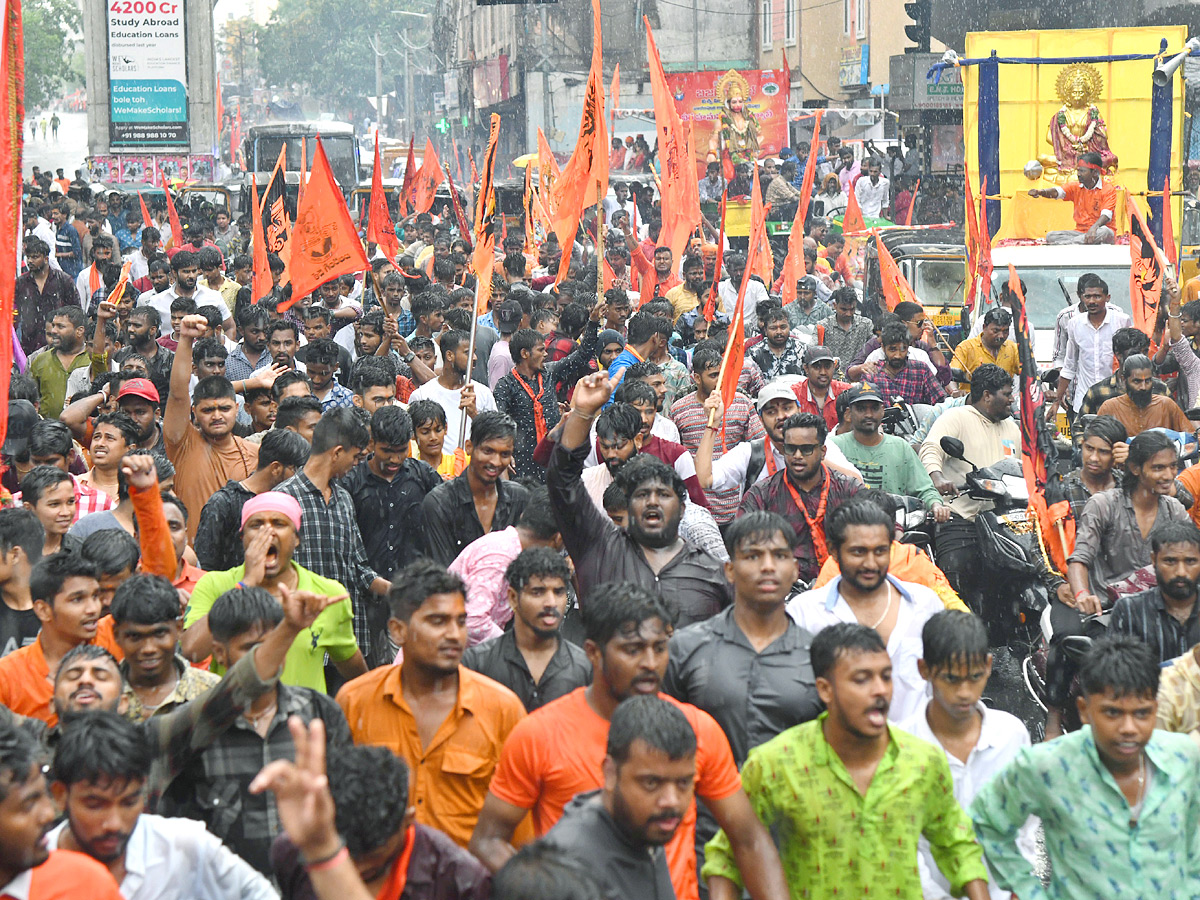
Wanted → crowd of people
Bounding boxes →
[6,153,1200,900]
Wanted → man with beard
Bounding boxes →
[791,345,851,432]
[547,371,731,626]
[783,276,832,331]
[738,412,861,584]
[266,320,304,373]
[460,548,589,712]
[861,321,947,408]
[336,560,528,849]
[704,622,990,900]
[1110,521,1200,662]
[0,718,124,900]
[748,307,806,380]
[469,583,787,900]
[15,237,78,358]
[28,305,91,419]
[114,308,174,403]
[541,696,695,900]
[117,377,167,455]
[77,232,115,309]
[45,713,276,900]
[622,221,681,307]
[139,251,231,340]
[1098,353,1190,437]
[664,255,708,324]
[716,253,768,327]
[950,307,1019,391]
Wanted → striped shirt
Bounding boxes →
[671,390,765,524]
[1110,587,1200,664]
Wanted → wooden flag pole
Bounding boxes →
[459,239,486,451]
[596,179,605,296]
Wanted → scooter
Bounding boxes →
[939,436,1050,648]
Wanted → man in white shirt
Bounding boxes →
[138,249,232,338]
[1052,272,1132,415]
[409,328,497,454]
[602,181,634,227]
[47,711,277,900]
[76,234,116,310]
[126,227,161,282]
[786,497,943,722]
[717,252,767,328]
[853,157,890,219]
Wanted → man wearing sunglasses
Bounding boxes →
[737,411,861,584]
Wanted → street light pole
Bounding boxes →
[375,29,385,137]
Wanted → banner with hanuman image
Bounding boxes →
[663,68,789,179]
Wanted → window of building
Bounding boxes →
[843,0,851,35]
[784,0,797,45]
[856,0,867,39]
[761,0,773,49]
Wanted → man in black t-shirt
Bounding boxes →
[0,508,45,658]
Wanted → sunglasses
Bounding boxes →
[782,443,821,457]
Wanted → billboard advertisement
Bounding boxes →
[107,1,188,146]
[663,68,789,178]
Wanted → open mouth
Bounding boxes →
[865,706,887,727]
[71,687,100,705]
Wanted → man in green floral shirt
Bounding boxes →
[703,622,990,900]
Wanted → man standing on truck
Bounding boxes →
[1027,152,1116,245]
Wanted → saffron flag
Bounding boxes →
[750,164,772,284]
[551,0,608,258]
[1128,189,1164,336]
[718,210,767,440]
[522,162,536,252]
[443,164,471,238]
[703,193,727,322]
[398,136,416,217]
[976,178,993,308]
[841,179,865,235]
[645,16,698,265]
[1163,175,1177,268]
[411,139,445,216]
[536,127,560,216]
[299,136,307,208]
[904,178,919,226]
[367,132,401,266]
[472,114,502,314]
[0,0,24,456]
[876,231,920,312]
[780,109,823,306]
[159,171,182,250]
[105,261,133,308]
[259,145,292,287]
[249,175,272,304]
[963,168,979,311]
[137,192,152,229]
[609,62,620,134]
[287,137,370,308]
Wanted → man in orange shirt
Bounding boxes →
[468,583,789,900]
[336,559,527,849]
[0,551,123,726]
[0,717,125,900]
[620,218,680,307]
[1028,151,1116,245]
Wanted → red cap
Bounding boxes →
[117,377,160,404]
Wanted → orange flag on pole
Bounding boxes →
[398,137,416,217]
[876,231,920,312]
[411,139,445,215]
[367,132,401,266]
[962,168,980,311]
[1128,189,1165,336]
[841,179,865,235]
[536,127,560,213]
[645,16,698,264]
[249,176,272,304]
[137,192,152,229]
[609,62,620,136]
[715,202,768,442]
[751,164,773,284]
[472,114,502,315]
[159,172,182,250]
[780,110,823,306]
[286,138,370,309]
[1163,175,1177,268]
[904,178,919,226]
[551,0,608,262]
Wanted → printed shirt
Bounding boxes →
[120,655,222,723]
[970,726,1200,900]
[702,714,989,900]
[815,312,874,378]
[1157,648,1200,736]
[749,337,807,380]
[670,390,765,524]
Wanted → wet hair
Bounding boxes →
[208,586,283,643]
[0,508,44,565]
[79,529,140,576]
[613,379,658,409]
[880,321,910,348]
[596,403,642,444]
[505,546,570,594]
[607,695,697,765]
[515,487,558,540]
[625,312,664,346]
[1124,430,1177,493]
[311,406,370,455]
[492,843,608,900]
[275,395,322,431]
[582,581,674,646]
[51,710,153,787]
[52,305,87,329]
[1149,520,1200,554]
[328,745,411,857]
[1081,414,1127,449]
[691,346,722,373]
[370,405,413,447]
[192,338,227,363]
[614,454,686,505]
[981,307,1012,329]
[723,510,797,558]
[968,363,1011,402]
[1079,635,1160,700]
[892,301,924,322]
[20,465,72,507]
[811,622,888,681]
[305,338,341,369]
[921,610,990,671]
[192,375,236,403]
[407,398,447,431]
[468,411,517,449]
[602,481,628,514]
[94,411,140,449]
[780,411,828,444]
[30,551,99,606]
[0,717,42,801]
[29,419,73,460]
[268,319,300,343]
[271,370,310,402]
[110,574,181,627]
[169,249,198,272]
[1077,273,1109,296]
[558,303,590,337]
[1112,327,1150,359]
[825,496,894,550]
[352,363,395,397]
[625,360,663,383]
[510,328,544,364]
[129,306,161,330]
[387,558,465,622]
[831,285,858,308]
[1120,353,1153,380]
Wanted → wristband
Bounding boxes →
[237,580,247,590]
[1074,589,1089,599]
[304,842,348,872]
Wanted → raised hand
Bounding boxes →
[279,583,348,633]
[572,369,623,416]
[249,717,340,859]
[120,453,160,491]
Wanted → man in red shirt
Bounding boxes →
[1029,151,1116,245]
[792,345,852,432]
[467,583,789,900]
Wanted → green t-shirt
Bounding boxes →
[184,561,358,692]
[831,431,942,510]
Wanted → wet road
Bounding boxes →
[23,110,90,179]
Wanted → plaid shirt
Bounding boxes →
[162,684,351,875]
[224,343,272,383]
[1077,371,1168,418]
[785,299,833,330]
[278,472,380,654]
[671,390,765,524]
[73,474,116,522]
[816,313,874,379]
[738,468,861,583]
[861,359,947,406]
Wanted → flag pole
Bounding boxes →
[596,179,605,294]
[459,239,485,451]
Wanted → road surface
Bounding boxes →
[23,110,90,180]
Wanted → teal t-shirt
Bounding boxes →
[831,431,942,510]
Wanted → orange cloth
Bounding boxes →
[630,244,681,307]
[1183,275,1200,305]
[1096,394,1191,438]
[1179,465,1200,531]
[336,664,528,848]
[487,687,743,900]
[174,561,205,596]
[20,850,124,900]
[0,626,124,726]
[1062,179,1118,232]
[813,541,970,613]
[164,425,258,541]
[131,483,176,580]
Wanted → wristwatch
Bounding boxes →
[403,351,416,363]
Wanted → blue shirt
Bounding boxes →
[54,225,82,279]
[602,347,644,407]
[970,726,1200,899]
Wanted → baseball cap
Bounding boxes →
[802,345,834,365]
[756,381,798,412]
[847,382,885,405]
[797,275,818,292]
[117,377,160,404]
[494,300,524,334]
[2,400,37,458]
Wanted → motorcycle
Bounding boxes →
[1022,606,1108,740]
[891,492,936,565]
[939,436,1050,649]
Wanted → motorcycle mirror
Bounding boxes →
[939,436,967,460]
[1187,408,1200,422]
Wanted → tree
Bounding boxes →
[220,16,261,88]
[23,0,80,110]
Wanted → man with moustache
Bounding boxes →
[1098,354,1190,437]
[703,622,991,900]
[1110,521,1200,663]
[469,583,789,900]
